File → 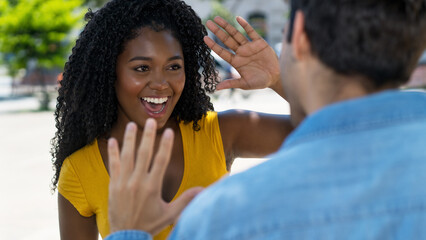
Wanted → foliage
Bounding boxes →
[203,1,238,27]
[203,0,244,51]
[0,0,84,77]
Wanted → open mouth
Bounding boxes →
[140,97,169,114]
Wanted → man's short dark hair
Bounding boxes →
[287,0,426,88]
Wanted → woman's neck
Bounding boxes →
[107,117,179,147]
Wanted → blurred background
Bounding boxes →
[0,0,425,239]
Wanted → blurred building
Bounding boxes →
[185,0,289,48]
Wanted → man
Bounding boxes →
[106,0,426,239]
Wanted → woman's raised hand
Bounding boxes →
[205,16,281,92]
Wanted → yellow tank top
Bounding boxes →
[58,111,227,239]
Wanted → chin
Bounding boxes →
[153,116,172,129]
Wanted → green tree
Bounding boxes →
[0,0,83,109]
[204,0,238,27]
[203,0,244,48]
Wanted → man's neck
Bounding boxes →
[304,66,393,115]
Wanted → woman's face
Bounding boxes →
[115,27,185,129]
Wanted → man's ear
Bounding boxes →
[291,10,311,60]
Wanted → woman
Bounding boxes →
[51,0,293,239]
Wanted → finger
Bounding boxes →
[133,118,157,179]
[206,20,239,52]
[214,16,249,45]
[204,36,235,65]
[149,128,174,188]
[236,16,262,41]
[108,138,120,181]
[120,122,137,176]
[168,187,204,223]
[216,78,247,91]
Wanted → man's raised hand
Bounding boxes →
[108,120,203,236]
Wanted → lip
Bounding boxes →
[139,96,171,119]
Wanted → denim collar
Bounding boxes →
[283,90,426,149]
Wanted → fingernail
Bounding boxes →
[126,122,136,131]
[164,128,174,138]
[145,118,156,128]
[108,138,116,147]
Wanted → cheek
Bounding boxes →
[114,78,144,108]
[116,73,145,93]
[115,80,132,98]
[171,73,186,96]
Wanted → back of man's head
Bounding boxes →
[288,0,426,88]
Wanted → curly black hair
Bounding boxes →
[51,0,219,191]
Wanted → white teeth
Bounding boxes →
[141,97,168,104]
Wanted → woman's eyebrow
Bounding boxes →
[168,55,184,61]
[128,56,152,62]
[128,55,183,62]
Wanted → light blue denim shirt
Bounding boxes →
[107,90,426,240]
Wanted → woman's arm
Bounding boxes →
[206,16,294,167]
[58,193,99,240]
[218,111,293,168]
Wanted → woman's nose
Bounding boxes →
[148,72,168,91]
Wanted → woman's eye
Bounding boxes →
[170,64,182,70]
[135,65,149,72]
